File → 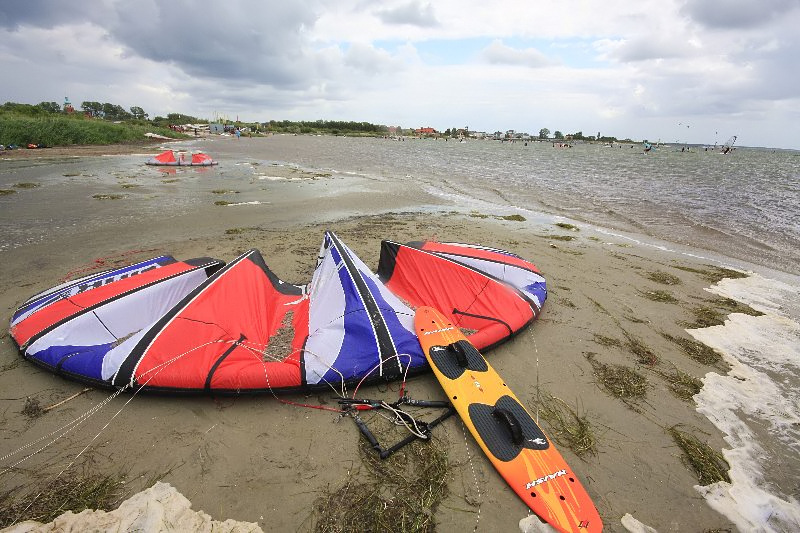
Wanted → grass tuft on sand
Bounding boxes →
[668,426,730,486]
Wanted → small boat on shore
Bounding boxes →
[145,150,218,166]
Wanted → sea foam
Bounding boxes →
[689,273,800,532]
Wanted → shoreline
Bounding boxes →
[0,141,171,159]
[1,140,795,531]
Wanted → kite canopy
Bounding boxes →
[145,150,217,166]
[10,256,225,386]
[10,232,546,394]
[377,240,542,351]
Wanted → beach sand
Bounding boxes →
[0,139,744,531]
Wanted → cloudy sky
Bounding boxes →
[1,0,798,148]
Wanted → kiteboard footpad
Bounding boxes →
[468,395,550,461]
[429,340,488,379]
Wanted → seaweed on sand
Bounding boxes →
[587,355,647,400]
[668,426,730,485]
[21,397,45,419]
[645,271,681,285]
[536,393,597,458]
[0,472,126,528]
[672,264,748,284]
[92,194,123,200]
[639,289,679,303]
[592,334,621,348]
[661,333,722,366]
[623,333,658,366]
[554,222,579,231]
[683,297,763,329]
[311,422,450,533]
[656,365,703,401]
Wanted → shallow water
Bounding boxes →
[212,136,799,275]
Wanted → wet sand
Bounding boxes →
[0,137,745,531]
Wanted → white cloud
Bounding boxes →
[374,1,439,27]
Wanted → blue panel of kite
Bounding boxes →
[29,342,113,381]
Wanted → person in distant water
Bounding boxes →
[235,128,241,140]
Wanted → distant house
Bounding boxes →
[415,127,437,135]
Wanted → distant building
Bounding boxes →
[415,127,437,135]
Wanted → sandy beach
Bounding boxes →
[0,136,779,531]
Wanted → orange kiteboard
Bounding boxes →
[415,306,602,533]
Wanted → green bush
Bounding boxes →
[0,114,186,146]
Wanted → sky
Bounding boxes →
[1,0,799,148]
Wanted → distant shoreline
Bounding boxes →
[0,141,170,159]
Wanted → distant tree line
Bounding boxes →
[535,128,633,143]
[266,119,388,135]
[0,101,210,128]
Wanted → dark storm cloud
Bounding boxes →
[681,0,799,29]
[0,0,109,29]
[1,0,327,89]
[107,1,323,88]
[375,1,439,27]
